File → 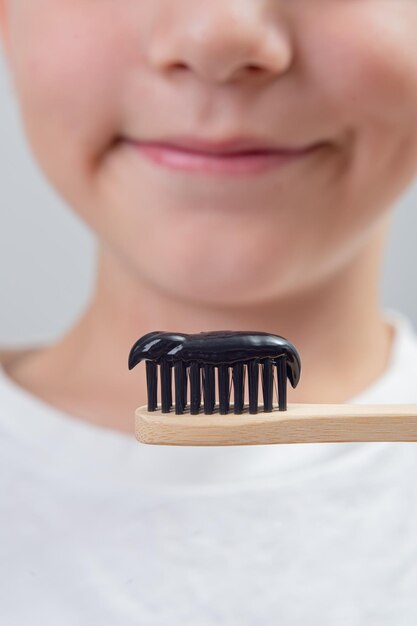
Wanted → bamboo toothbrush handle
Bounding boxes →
[135,403,417,446]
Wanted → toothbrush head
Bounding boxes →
[128,330,301,415]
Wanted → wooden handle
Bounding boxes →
[134,403,417,446]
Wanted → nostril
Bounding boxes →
[171,62,188,71]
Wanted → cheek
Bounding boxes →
[303,6,417,224]
[311,8,417,129]
[7,1,129,196]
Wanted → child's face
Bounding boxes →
[2,0,417,306]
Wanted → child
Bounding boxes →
[1,1,417,623]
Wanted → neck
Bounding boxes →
[11,221,394,433]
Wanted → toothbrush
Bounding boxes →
[128,331,417,446]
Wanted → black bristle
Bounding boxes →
[233,363,244,414]
[276,356,287,411]
[203,364,215,414]
[183,364,188,409]
[262,359,274,412]
[146,360,158,412]
[218,364,230,415]
[248,359,259,414]
[161,360,171,413]
[168,363,173,409]
[189,362,201,415]
[174,361,186,415]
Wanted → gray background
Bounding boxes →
[1,51,417,348]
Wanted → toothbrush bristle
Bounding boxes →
[150,359,288,415]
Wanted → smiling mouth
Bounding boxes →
[124,138,325,176]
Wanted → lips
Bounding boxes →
[125,136,324,175]
[127,136,321,157]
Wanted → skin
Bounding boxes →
[0,0,417,433]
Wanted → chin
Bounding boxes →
[146,265,287,308]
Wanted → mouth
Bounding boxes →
[123,136,327,176]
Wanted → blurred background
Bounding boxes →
[1,52,417,348]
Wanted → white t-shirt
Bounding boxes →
[1,308,417,625]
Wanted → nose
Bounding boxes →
[147,1,293,86]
